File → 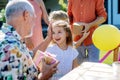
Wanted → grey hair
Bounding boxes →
[5,0,35,20]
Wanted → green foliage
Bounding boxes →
[0,9,6,23]
[59,0,67,11]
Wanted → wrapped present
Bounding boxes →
[33,50,57,67]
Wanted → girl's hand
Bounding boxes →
[47,23,52,40]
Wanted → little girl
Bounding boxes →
[46,20,79,80]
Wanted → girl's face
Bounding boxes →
[52,26,67,46]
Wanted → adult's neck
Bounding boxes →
[6,18,25,39]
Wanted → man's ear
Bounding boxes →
[23,10,30,21]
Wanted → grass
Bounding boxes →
[100,50,113,64]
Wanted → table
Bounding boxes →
[60,62,120,80]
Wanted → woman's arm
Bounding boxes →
[35,0,49,25]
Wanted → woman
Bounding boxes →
[26,0,49,50]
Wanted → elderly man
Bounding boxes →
[0,0,59,80]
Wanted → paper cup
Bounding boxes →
[112,61,120,77]
[73,22,84,35]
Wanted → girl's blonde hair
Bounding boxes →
[52,20,72,46]
[49,10,69,22]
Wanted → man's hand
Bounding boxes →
[73,31,90,48]
[84,23,91,32]
[73,22,92,32]
[38,58,59,80]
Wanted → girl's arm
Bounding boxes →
[72,58,79,69]
[33,24,52,54]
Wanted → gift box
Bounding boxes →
[33,50,57,67]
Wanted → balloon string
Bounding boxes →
[99,50,113,63]
[119,52,120,61]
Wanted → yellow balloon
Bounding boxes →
[92,24,120,51]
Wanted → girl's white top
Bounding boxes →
[46,44,79,80]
